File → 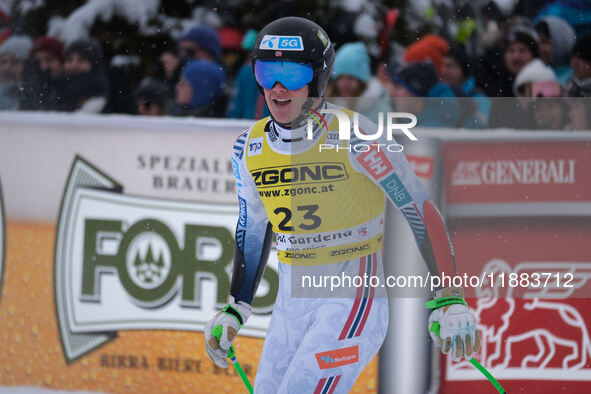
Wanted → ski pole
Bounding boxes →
[211,325,254,394]
[430,322,506,393]
[469,357,506,394]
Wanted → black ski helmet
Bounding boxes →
[252,17,335,97]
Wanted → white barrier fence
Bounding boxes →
[1,111,590,393]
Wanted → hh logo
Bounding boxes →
[259,35,304,51]
[248,137,263,156]
[315,345,359,369]
[358,149,393,180]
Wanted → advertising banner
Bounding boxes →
[0,179,4,304]
[440,141,591,393]
[0,113,378,393]
[443,141,591,215]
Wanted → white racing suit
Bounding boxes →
[229,103,457,393]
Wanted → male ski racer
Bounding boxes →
[205,17,480,393]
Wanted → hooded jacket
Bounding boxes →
[536,16,575,83]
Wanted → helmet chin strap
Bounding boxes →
[271,97,315,130]
[271,97,326,142]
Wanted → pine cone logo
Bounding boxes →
[126,234,171,289]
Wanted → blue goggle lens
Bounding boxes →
[254,60,314,91]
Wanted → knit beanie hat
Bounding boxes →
[31,36,64,59]
[65,39,104,70]
[179,25,221,60]
[181,59,225,108]
[134,77,169,108]
[403,35,449,74]
[446,43,471,77]
[393,61,439,97]
[241,29,258,51]
[0,35,33,61]
[219,27,243,51]
[505,25,539,58]
[332,42,371,82]
[571,34,591,63]
[513,58,557,95]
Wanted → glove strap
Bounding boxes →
[425,296,467,310]
[222,305,244,328]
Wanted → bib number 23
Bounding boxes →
[274,205,321,231]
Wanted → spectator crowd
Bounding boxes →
[0,1,590,130]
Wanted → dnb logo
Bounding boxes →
[55,156,279,363]
[0,179,5,304]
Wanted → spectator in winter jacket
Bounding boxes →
[175,59,226,117]
[535,16,575,85]
[513,59,568,129]
[566,35,591,98]
[134,77,170,116]
[487,23,541,128]
[59,39,109,113]
[178,25,221,62]
[328,42,392,124]
[0,35,32,109]
[565,35,591,129]
[389,61,459,128]
[20,36,65,110]
[31,36,64,76]
[475,22,539,98]
[513,59,558,97]
[441,43,491,127]
[154,44,185,104]
[504,25,539,76]
[227,29,270,119]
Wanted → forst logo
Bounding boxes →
[82,218,234,308]
[251,163,349,188]
[259,35,304,51]
[55,157,279,363]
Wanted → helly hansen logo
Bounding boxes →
[358,149,393,180]
[315,345,359,369]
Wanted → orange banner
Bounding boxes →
[0,222,377,392]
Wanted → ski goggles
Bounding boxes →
[254,60,313,91]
